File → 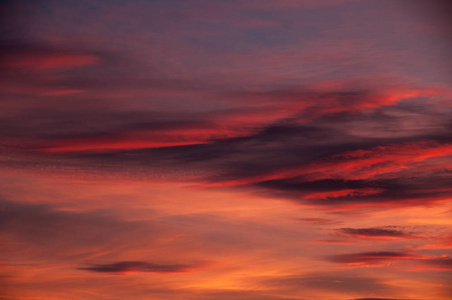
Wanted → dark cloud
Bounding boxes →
[329,251,417,264]
[339,227,408,238]
[310,239,356,245]
[257,178,372,194]
[1,43,451,210]
[78,261,192,274]
[298,218,337,225]
[1,111,450,209]
[1,111,450,211]
[420,257,452,270]
[328,250,452,271]
[255,170,452,208]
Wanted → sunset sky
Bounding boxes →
[1,1,451,299]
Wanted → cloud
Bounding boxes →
[328,250,452,270]
[308,239,357,245]
[254,170,452,209]
[339,227,410,239]
[418,239,452,249]
[253,140,452,185]
[0,43,99,71]
[418,257,452,270]
[1,1,451,299]
[37,125,231,153]
[2,103,450,209]
[304,188,385,200]
[298,218,336,224]
[225,85,439,127]
[350,298,411,300]
[78,261,193,274]
[328,251,418,264]
[0,40,450,211]
[190,132,452,192]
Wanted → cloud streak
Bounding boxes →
[78,261,193,274]
[329,251,418,264]
[338,227,410,239]
[328,250,452,270]
[0,44,99,71]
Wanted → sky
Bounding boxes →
[0,0,451,299]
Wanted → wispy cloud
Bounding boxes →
[78,261,194,274]
[329,251,418,264]
[338,227,410,239]
[328,250,452,270]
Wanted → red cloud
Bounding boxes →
[40,135,208,153]
[294,141,452,182]
[2,52,98,70]
[304,188,385,200]
[38,125,255,153]
[418,237,452,250]
[225,85,440,125]
[200,140,452,188]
